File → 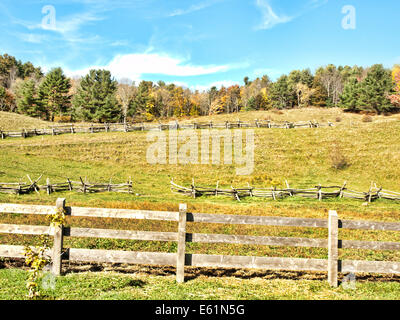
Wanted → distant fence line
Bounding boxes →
[0,120,334,139]
[171,180,400,203]
[0,175,133,195]
[0,199,399,286]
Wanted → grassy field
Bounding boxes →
[1,267,400,300]
[1,108,400,208]
[1,107,400,300]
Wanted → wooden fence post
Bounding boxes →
[176,203,187,283]
[52,198,65,276]
[46,178,51,195]
[328,210,339,287]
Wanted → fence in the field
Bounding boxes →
[170,180,400,203]
[0,199,399,286]
[0,175,133,195]
[0,120,334,139]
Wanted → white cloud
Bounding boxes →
[168,0,223,17]
[255,0,328,30]
[255,0,293,30]
[64,51,233,81]
[110,40,130,47]
[15,33,48,44]
[307,0,329,10]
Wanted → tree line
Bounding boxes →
[1,53,400,123]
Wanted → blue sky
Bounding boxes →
[1,0,399,90]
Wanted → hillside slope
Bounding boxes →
[0,112,51,131]
[178,107,400,125]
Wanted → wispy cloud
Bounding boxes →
[168,0,223,17]
[255,0,293,30]
[15,11,103,34]
[307,0,329,10]
[14,32,49,44]
[49,12,104,35]
[255,0,328,30]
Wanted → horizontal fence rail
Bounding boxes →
[0,199,399,286]
[0,120,334,140]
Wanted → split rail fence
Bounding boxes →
[171,180,400,203]
[0,199,399,286]
[0,120,333,140]
[0,175,133,195]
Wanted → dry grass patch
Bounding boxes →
[0,112,51,131]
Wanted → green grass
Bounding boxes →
[1,268,400,300]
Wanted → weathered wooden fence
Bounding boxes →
[171,180,400,203]
[0,176,133,195]
[0,199,399,286]
[0,120,333,139]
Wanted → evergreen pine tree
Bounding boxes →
[269,75,291,109]
[357,64,394,113]
[38,67,71,121]
[72,69,120,122]
[339,77,361,112]
[15,79,46,118]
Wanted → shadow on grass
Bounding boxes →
[2,258,400,284]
